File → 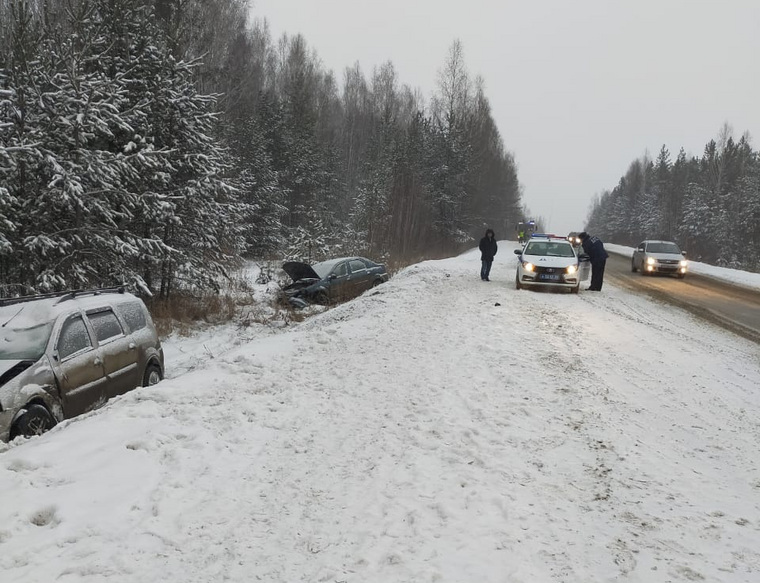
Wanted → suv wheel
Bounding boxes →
[10,404,57,440]
[143,363,163,387]
[631,259,637,272]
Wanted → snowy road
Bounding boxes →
[605,251,760,343]
[1,247,759,582]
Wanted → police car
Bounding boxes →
[513,234,590,293]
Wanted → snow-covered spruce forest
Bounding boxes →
[0,0,522,298]
[586,131,760,271]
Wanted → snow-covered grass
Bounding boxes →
[156,260,325,376]
[606,243,760,290]
[1,245,759,582]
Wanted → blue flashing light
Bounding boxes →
[531,233,564,239]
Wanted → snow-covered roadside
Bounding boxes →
[160,260,324,378]
[606,242,760,290]
[1,246,759,582]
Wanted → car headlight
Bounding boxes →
[680,260,688,267]
[566,264,577,274]
[646,257,656,265]
[523,262,535,272]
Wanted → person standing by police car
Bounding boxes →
[579,232,608,291]
[479,228,498,281]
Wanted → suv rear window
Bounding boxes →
[88,310,124,342]
[116,302,147,333]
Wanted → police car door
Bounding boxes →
[578,254,591,282]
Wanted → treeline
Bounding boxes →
[586,127,760,271]
[0,0,522,298]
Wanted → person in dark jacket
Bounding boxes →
[479,229,498,281]
[579,232,609,291]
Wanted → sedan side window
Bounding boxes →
[333,262,348,277]
[58,316,93,360]
[349,259,366,273]
[88,309,124,343]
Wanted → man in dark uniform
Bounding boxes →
[479,228,498,281]
[579,232,608,291]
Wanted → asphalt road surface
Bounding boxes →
[605,251,760,344]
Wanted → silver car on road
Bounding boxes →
[631,240,688,278]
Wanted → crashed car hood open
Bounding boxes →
[282,262,321,282]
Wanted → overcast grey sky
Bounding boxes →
[251,0,759,235]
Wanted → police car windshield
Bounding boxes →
[524,241,575,258]
[647,242,681,254]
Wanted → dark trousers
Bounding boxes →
[590,259,606,290]
[481,260,493,280]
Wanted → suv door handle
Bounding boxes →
[93,357,102,366]
[128,342,136,350]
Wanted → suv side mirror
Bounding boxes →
[513,249,522,255]
[681,251,687,256]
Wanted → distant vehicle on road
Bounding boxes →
[514,234,589,293]
[0,288,164,442]
[567,232,583,247]
[631,240,688,278]
[282,257,389,307]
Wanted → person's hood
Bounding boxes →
[282,262,321,282]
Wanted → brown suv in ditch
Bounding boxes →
[0,288,164,442]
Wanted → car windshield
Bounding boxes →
[648,242,681,254]
[0,323,53,360]
[311,259,342,279]
[524,241,575,258]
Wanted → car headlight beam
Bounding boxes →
[524,262,535,272]
[680,260,688,267]
[566,264,577,274]
[646,257,656,265]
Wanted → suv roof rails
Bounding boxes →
[0,286,126,308]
